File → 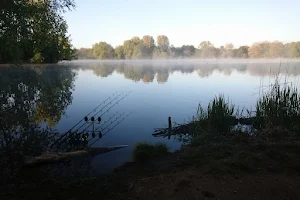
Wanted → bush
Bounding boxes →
[133,142,169,162]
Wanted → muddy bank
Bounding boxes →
[3,135,300,200]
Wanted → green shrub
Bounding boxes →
[133,142,169,162]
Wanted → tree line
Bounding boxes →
[77,36,300,60]
[0,0,76,64]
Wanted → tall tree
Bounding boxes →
[225,43,234,58]
[284,42,300,58]
[181,45,196,57]
[133,43,149,59]
[142,35,155,58]
[123,40,135,59]
[92,42,115,59]
[0,0,76,63]
[198,41,216,58]
[268,41,284,58]
[170,45,182,58]
[157,35,170,52]
[115,45,125,59]
[233,46,249,58]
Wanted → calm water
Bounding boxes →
[1,59,300,174]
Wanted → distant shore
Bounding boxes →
[1,58,300,67]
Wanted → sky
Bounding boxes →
[64,0,300,49]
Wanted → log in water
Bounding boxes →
[153,117,256,137]
[24,145,128,167]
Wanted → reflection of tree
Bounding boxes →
[0,65,76,180]
[70,61,300,83]
[123,65,145,82]
[156,69,169,83]
[92,63,116,77]
[246,63,300,77]
[197,65,217,78]
[143,71,155,83]
[222,68,233,76]
[0,65,76,128]
[32,67,76,126]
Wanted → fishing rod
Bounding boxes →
[88,112,132,146]
[50,91,120,148]
[85,112,127,144]
[86,112,126,144]
[81,111,121,134]
[55,92,130,150]
[74,92,129,134]
[88,91,130,118]
[69,92,124,133]
[78,92,130,135]
[61,112,125,150]
[97,112,126,133]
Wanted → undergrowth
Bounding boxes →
[133,142,169,162]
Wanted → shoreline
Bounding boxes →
[4,136,300,200]
[1,58,300,67]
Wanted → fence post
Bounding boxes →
[168,117,172,139]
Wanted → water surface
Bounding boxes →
[1,60,300,174]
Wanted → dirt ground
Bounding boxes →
[2,162,300,200]
[2,135,300,200]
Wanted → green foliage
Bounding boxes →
[283,42,300,58]
[197,41,217,58]
[123,39,136,59]
[194,95,236,133]
[181,45,196,57]
[0,0,76,64]
[30,52,45,63]
[157,35,170,52]
[133,142,169,161]
[0,65,76,179]
[92,42,115,59]
[233,46,249,58]
[255,81,300,131]
[153,47,169,59]
[132,43,149,59]
[115,45,125,59]
[86,35,300,60]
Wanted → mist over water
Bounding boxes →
[2,59,300,174]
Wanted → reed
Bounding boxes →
[255,80,300,131]
[194,95,236,133]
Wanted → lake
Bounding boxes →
[1,59,300,174]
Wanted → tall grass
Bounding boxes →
[194,95,236,133]
[255,80,300,131]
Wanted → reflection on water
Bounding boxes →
[0,66,76,179]
[65,60,300,83]
[1,60,300,178]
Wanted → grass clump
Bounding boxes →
[194,95,236,133]
[133,142,169,162]
[255,80,300,132]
